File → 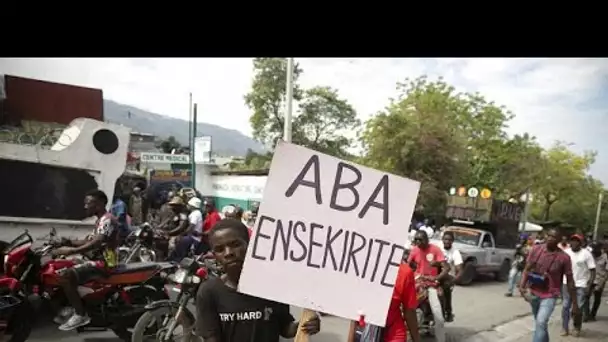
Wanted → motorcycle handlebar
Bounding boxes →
[35,227,61,242]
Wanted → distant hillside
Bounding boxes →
[103,100,265,156]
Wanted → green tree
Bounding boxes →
[489,133,545,199]
[360,76,541,216]
[158,136,181,154]
[244,58,303,147]
[542,176,603,232]
[531,143,597,221]
[244,59,359,158]
[360,77,470,215]
[292,86,359,158]
[229,149,273,171]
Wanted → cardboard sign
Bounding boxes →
[238,142,420,326]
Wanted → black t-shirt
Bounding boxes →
[196,277,295,342]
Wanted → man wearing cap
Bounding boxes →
[170,197,205,260]
[505,234,531,297]
[561,234,596,337]
[163,197,190,261]
[187,197,206,254]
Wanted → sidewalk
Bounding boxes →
[463,296,608,342]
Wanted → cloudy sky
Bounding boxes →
[1,58,608,182]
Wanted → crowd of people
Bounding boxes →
[505,229,608,341]
[406,218,608,342]
[42,185,608,341]
[48,184,262,332]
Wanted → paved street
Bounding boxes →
[465,294,608,342]
[3,224,604,341]
[22,277,534,342]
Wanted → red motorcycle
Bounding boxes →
[0,277,34,342]
[2,227,176,341]
[414,275,445,341]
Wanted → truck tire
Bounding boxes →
[456,260,476,286]
[495,260,511,282]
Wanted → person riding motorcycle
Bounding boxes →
[172,197,206,259]
[162,196,192,261]
[51,189,120,331]
[408,230,450,281]
[407,230,450,322]
[439,231,463,322]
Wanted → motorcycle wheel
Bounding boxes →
[111,286,169,341]
[131,307,195,342]
[4,298,34,342]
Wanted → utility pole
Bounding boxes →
[520,189,532,232]
[593,191,603,241]
[283,58,294,143]
[191,104,197,190]
[188,93,193,150]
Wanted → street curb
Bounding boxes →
[461,303,563,342]
[462,295,608,342]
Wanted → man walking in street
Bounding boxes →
[506,234,531,297]
[561,234,596,337]
[519,228,578,342]
[584,242,606,321]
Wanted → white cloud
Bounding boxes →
[1,58,607,181]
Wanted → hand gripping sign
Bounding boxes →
[238,142,421,327]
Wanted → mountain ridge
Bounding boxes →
[103,99,265,156]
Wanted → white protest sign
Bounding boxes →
[238,142,420,326]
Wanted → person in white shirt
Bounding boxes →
[187,197,205,254]
[561,234,596,337]
[408,226,417,243]
[584,242,607,321]
[420,219,434,239]
[221,204,238,219]
[439,231,463,322]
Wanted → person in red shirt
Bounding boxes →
[202,199,221,233]
[407,230,450,281]
[385,262,421,342]
[347,261,421,342]
[200,199,221,254]
[519,228,576,342]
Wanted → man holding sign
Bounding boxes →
[196,218,321,341]
[238,142,420,329]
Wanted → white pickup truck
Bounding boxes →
[430,225,515,286]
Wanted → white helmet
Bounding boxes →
[222,205,237,217]
[187,197,202,209]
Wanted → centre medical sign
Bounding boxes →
[140,152,190,164]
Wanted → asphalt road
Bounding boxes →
[2,225,533,341]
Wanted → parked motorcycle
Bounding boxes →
[119,223,169,263]
[3,227,176,341]
[131,254,220,342]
